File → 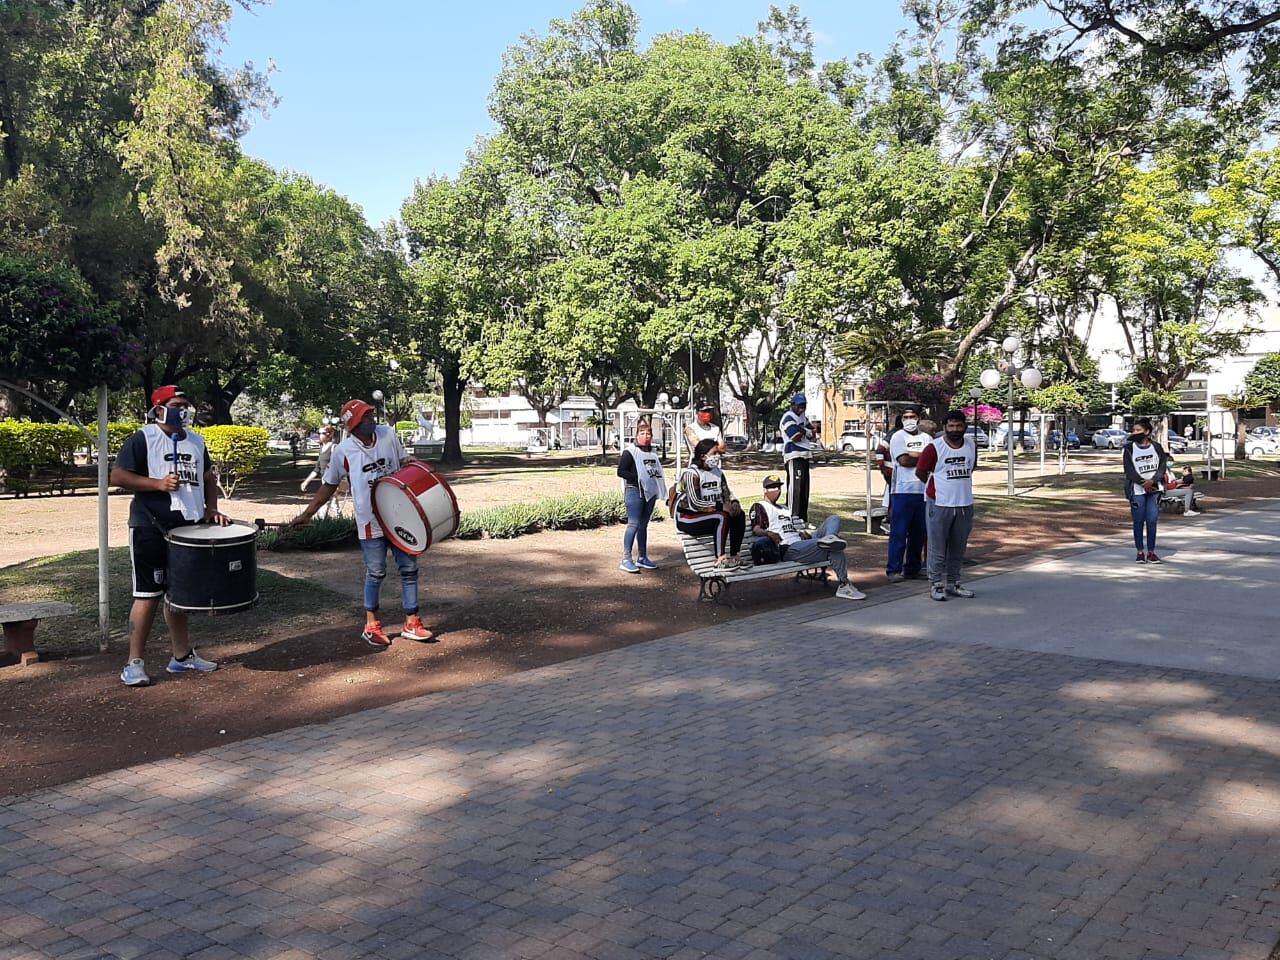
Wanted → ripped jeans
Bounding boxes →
[359,536,419,614]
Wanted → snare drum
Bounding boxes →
[164,522,259,615]
[372,462,460,556]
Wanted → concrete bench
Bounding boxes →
[1,601,75,667]
[851,506,890,534]
[677,532,831,604]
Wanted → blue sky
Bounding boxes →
[222,1,905,226]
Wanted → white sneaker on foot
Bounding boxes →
[120,658,151,687]
[946,584,975,599]
[167,649,218,674]
[817,534,847,551]
[835,583,865,600]
[1184,509,1201,517]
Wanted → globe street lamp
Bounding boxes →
[372,389,385,425]
[981,338,1041,496]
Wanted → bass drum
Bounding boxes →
[165,523,259,615]
[371,462,461,556]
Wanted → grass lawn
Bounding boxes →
[0,547,344,655]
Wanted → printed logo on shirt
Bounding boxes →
[942,453,971,480]
[163,451,201,487]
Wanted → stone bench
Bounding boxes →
[1,601,75,667]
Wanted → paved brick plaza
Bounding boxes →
[3,528,1280,959]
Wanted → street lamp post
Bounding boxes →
[372,389,385,425]
[968,386,981,447]
[980,336,1041,496]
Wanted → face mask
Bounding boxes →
[1133,433,1149,444]
[162,406,192,429]
[945,429,966,443]
[902,419,919,433]
[636,436,652,450]
[353,419,376,439]
[697,413,711,426]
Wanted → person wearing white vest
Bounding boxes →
[110,385,228,687]
[1123,418,1169,563]
[748,475,865,600]
[617,419,667,573]
[886,405,929,581]
[915,410,978,601]
[675,438,745,568]
[684,402,726,468]
[293,398,432,648]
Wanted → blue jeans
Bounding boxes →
[886,493,926,575]
[359,537,418,614]
[1130,491,1160,553]
[623,485,657,560]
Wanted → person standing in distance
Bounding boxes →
[684,402,726,467]
[780,394,817,522]
[110,385,228,687]
[886,406,929,581]
[617,418,667,573]
[1125,418,1169,563]
[749,475,865,600]
[292,399,433,646]
[915,410,978,601]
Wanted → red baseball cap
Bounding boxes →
[340,399,375,428]
[150,385,188,406]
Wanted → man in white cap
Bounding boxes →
[293,398,433,647]
[780,393,817,522]
[749,474,864,599]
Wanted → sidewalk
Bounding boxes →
[2,507,1279,960]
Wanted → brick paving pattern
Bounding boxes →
[2,599,1279,959]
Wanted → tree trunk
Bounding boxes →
[1234,414,1247,460]
[441,360,466,465]
[691,347,727,410]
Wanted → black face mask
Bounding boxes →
[353,419,376,439]
[1132,433,1149,444]
[945,430,966,443]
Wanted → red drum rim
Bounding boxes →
[372,463,460,555]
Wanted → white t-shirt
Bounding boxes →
[1129,442,1161,498]
[323,426,408,539]
[685,420,723,468]
[889,429,929,495]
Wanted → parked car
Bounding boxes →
[965,427,991,449]
[1249,426,1280,440]
[999,430,1038,451]
[1247,434,1280,457]
[723,434,749,452]
[839,429,879,452]
[1047,429,1081,450]
[1164,434,1189,454]
[1092,428,1128,450]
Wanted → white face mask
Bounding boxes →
[902,419,919,433]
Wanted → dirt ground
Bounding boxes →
[5,467,1278,798]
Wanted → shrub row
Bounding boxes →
[257,516,357,552]
[0,420,144,470]
[456,491,631,540]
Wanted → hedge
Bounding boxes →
[456,491,631,539]
[195,426,269,497]
[257,516,356,551]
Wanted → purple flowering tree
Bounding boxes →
[865,371,953,417]
[962,404,1004,426]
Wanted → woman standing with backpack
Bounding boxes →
[1124,418,1169,563]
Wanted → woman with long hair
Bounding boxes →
[1124,417,1169,563]
[675,438,746,568]
[617,419,666,573]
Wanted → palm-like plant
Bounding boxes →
[835,321,956,378]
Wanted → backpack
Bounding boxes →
[750,536,781,566]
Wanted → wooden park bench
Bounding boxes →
[677,532,831,604]
[1,601,75,667]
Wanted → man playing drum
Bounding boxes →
[109,385,229,687]
[292,399,433,647]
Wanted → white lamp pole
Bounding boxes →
[981,337,1041,496]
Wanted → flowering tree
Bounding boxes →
[962,404,1004,426]
[865,371,952,417]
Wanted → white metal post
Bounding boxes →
[864,395,873,535]
[97,385,110,653]
[1007,376,1016,496]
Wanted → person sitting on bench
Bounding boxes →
[675,438,745,569]
[1165,458,1201,516]
[749,474,866,600]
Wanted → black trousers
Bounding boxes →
[786,457,811,522]
[678,510,746,557]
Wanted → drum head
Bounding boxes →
[166,522,257,545]
[373,479,429,550]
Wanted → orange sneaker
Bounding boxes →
[401,614,434,642]
[361,620,391,648]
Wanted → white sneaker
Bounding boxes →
[946,584,976,599]
[835,583,866,600]
[817,535,847,551]
[120,658,151,687]
[166,649,219,674]
[1184,509,1201,517]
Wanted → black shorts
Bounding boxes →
[128,527,169,598]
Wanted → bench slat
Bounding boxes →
[676,532,830,582]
